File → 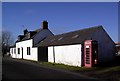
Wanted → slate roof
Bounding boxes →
[16,28,47,42]
[36,25,103,47]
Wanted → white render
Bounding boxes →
[16,39,38,61]
[10,47,16,58]
[14,29,53,61]
[48,46,54,63]
[48,44,82,67]
[10,48,13,57]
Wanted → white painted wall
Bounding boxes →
[48,46,54,62]
[10,48,16,58]
[48,44,82,67]
[23,47,38,61]
[10,48,12,56]
[10,48,13,57]
[16,39,38,61]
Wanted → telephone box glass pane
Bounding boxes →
[86,48,90,64]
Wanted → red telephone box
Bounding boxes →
[84,40,98,67]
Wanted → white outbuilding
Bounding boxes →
[37,25,115,67]
[10,45,16,58]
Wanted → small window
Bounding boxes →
[14,48,16,54]
[27,47,30,55]
[18,48,20,54]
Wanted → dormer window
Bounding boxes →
[72,35,79,39]
[58,37,63,41]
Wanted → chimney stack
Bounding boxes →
[24,29,28,35]
[42,20,48,29]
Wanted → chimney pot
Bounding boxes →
[24,29,28,35]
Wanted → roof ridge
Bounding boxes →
[54,25,103,36]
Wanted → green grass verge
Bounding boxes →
[11,58,120,81]
[39,62,97,71]
[39,62,120,81]
[96,66,120,74]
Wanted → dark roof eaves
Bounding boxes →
[16,38,33,43]
[21,28,43,41]
[37,42,83,47]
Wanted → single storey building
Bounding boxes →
[36,25,115,67]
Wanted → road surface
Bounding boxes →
[2,57,101,81]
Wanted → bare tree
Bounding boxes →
[2,30,14,57]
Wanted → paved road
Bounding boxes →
[2,57,100,81]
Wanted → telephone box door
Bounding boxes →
[84,40,98,67]
[84,40,92,67]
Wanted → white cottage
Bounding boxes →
[10,21,53,61]
[36,25,115,67]
[10,45,16,58]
